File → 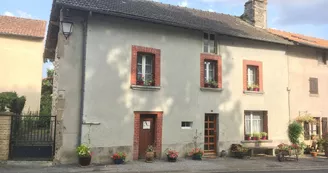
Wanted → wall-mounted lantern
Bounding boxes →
[61,20,73,39]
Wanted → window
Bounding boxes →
[204,60,217,85]
[200,54,222,89]
[243,60,263,92]
[131,45,161,87]
[318,51,327,65]
[304,117,321,140]
[244,111,268,139]
[137,53,154,86]
[181,121,193,129]
[309,77,318,94]
[203,33,216,54]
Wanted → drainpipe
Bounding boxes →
[78,14,88,146]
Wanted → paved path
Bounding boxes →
[1,156,328,173]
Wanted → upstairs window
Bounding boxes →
[309,77,318,94]
[204,60,218,87]
[243,60,263,92]
[203,33,216,54]
[137,53,154,86]
[318,51,327,65]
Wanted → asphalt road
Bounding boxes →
[226,170,328,173]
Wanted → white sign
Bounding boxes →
[143,121,151,129]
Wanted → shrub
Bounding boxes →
[288,121,303,144]
[0,92,26,114]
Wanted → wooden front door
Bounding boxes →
[204,114,217,154]
[139,115,155,159]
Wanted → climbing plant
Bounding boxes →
[288,121,303,144]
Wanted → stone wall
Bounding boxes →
[0,113,12,160]
[242,0,267,29]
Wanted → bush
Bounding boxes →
[288,121,303,144]
[0,92,26,114]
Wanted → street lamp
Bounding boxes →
[61,20,73,39]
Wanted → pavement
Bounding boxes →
[0,155,328,173]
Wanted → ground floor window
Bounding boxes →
[244,111,268,139]
[304,117,322,140]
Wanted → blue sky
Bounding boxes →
[1,0,327,77]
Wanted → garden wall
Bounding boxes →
[0,113,12,160]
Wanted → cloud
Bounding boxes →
[208,9,214,12]
[3,11,14,16]
[178,0,188,7]
[2,10,33,19]
[271,0,328,26]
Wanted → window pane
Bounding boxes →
[204,63,207,81]
[209,40,215,53]
[145,74,152,81]
[204,33,209,39]
[146,55,153,65]
[208,62,215,81]
[137,64,142,74]
[245,115,251,134]
[204,42,209,53]
[137,55,142,64]
[137,74,143,81]
[145,65,152,74]
[210,34,215,41]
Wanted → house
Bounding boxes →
[269,29,328,142]
[0,16,46,113]
[44,0,302,164]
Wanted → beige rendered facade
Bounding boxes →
[0,35,44,113]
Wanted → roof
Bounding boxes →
[269,29,328,50]
[57,0,291,45]
[44,0,292,60]
[0,15,47,39]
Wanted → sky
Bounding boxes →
[1,0,328,77]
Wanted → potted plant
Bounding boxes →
[204,81,211,88]
[165,148,178,162]
[111,152,126,164]
[145,145,155,163]
[76,144,92,166]
[230,144,249,159]
[189,148,204,160]
[252,84,259,91]
[245,134,252,140]
[247,84,253,91]
[252,133,261,140]
[260,132,268,140]
[210,80,218,88]
[310,148,318,157]
[322,133,328,157]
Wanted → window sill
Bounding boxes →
[309,94,319,97]
[243,91,264,95]
[131,85,161,91]
[200,87,223,92]
[241,140,273,143]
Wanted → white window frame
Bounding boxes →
[247,65,258,86]
[181,121,193,129]
[245,111,263,134]
[137,54,153,82]
[204,61,216,82]
[203,32,216,54]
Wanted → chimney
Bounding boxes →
[242,0,267,29]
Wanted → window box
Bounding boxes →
[131,45,161,88]
[243,60,263,93]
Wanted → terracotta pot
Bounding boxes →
[245,136,251,140]
[261,136,267,140]
[78,156,91,166]
[204,83,210,88]
[311,152,318,157]
[253,88,259,91]
[252,137,259,140]
[145,151,154,163]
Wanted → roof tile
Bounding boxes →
[0,15,47,38]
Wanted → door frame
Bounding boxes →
[133,111,163,160]
[204,113,218,155]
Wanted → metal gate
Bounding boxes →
[9,116,56,160]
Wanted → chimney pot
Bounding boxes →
[242,0,268,29]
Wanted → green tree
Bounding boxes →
[40,68,54,116]
[0,92,26,114]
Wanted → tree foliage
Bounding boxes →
[288,121,303,144]
[40,68,54,116]
[0,92,26,114]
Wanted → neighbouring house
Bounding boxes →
[44,0,324,164]
[269,29,328,142]
[0,16,47,113]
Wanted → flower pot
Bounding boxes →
[261,136,267,140]
[245,136,251,140]
[247,87,252,91]
[252,137,259,140]
[78,156,91,166]
[311,152,318,157]
[204,83,210,88]
[137,81,144,85]
[210,84,217,88]
[145,151,154,163]
[253,88,259,91]
[167,156,177,162]
[192,154,202,160]
[113,158,124,165]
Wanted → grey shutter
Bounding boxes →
[309,78,318,94]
